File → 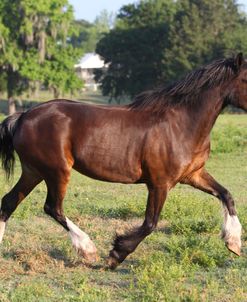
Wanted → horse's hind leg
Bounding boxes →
[0,166,42,242]
[108,185,167,269]
[44,168,97,263]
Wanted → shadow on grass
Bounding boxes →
[2,251,31,272]
[158,225,173,235]
[3,247,81,270]
[77,203,145,220]
[91,260,134,275]
[49,248,70,262]
[48,248,84,268]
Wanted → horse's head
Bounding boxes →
[229,53,247,111]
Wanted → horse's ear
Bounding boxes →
[235,52,244,70]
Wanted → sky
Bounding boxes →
[68,0,137,22]
[69,0,247,22]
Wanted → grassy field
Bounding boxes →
[0,107,246,301]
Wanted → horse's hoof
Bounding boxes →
[226,243,241,256]
[83,252,99,263]
[107,256,120,270]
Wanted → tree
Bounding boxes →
[41,44,82,98]
[96,0,177,102]
[0,0,82,114]
[70,10,114,53]
[163,0,247,81]
[70,19,94,51]
[96,0,247,102]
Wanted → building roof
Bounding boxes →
[75,53,105,69]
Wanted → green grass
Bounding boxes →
[0,111,246,301]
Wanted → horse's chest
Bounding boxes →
[182,146,210,177]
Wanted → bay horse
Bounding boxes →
[0,53,246,269]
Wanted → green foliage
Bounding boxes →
[0,0,83,110]
[0,72,7,92]
[96,0,247,101]
[42,44,82,96]
[96,0,176,101]
[164,0,247,80]
[70,10,114,53]
[70,19,95,51]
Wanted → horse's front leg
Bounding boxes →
[108,185,167,269]
[182,168,242,255]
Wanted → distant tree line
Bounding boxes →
[95,0,247,103]
[1,0,246,112]
[71,10,114,53]
[0,0,114,114]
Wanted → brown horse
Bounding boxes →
[0,53,246,269]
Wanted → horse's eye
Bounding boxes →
[242,79,247,83]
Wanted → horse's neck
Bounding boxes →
[185,88,224,139]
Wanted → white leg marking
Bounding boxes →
[66,218,97,258]
[222,208,242,254]
[0,221,6,243]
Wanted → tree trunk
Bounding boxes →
[53,87,60,99]
[7,68,17,115]
[30,81,39,99]
[8,96,16,115]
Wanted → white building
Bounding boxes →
[75,53,106,91]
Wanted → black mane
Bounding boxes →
[128,57,239,112]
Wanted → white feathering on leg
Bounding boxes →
[66,218,97,256]
[222,208,242,252]
[0,221,6,243]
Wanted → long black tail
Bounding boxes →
[0,112,24,179]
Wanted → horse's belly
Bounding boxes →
[73,150,142,184]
